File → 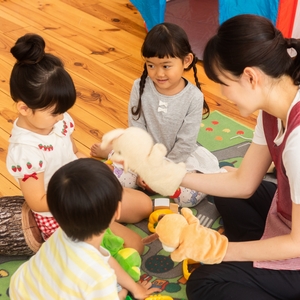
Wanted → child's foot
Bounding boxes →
[90,143,103,157]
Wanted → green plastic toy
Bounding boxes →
[101,228,141,281]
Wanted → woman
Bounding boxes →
[181,14,300,300]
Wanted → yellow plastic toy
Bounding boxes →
[145,295,173,300]
[148,209,174,233]
[148,208,174,233]
[182,258,201,280]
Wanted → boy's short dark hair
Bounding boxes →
[47,158,123,241]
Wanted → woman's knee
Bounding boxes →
[186,265,217,299]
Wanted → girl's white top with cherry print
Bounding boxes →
[6,112,77,216]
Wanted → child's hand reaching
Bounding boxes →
[136,176,147,190]
[136,176,157,194]
[131,281,161,299]
[109,256,161,299]
[118,287,128,300]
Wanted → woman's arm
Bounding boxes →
[181,142,272,198]
[224,202,300,262]
[182,140,300,262]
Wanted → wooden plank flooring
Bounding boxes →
[0,0,257,196]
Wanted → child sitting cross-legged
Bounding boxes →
[9,158,160,300]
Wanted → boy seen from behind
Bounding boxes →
[10,158,159,299]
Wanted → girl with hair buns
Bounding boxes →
[6,33,151,253]
[177,14,300,299]
[91,22,220,208]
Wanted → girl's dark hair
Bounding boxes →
[47,158,123,241]
[132,22,209,119]
[10,33,76,114]
[203,14,300,86]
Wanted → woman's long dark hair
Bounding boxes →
[203,14,300,86]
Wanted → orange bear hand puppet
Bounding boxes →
[155,207,228,264]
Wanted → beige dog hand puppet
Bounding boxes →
[100,127,186,196]
[155,208,228,264]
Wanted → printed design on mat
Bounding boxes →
[0,259,27,300]
[198,111,254,168]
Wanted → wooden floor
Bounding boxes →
[0,0,257,197]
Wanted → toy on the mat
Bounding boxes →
[148,198,179,233]
[102,228,141,282]
[0,196,43,256]
[115,248,141,281]
[146,207,201,279]
[100,127,186,196]
[182,258,201,280]
[154,208,228,264]
[148,208,174,233]
[145,295,174,300]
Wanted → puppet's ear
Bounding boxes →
[101,128,126,150]
[142,233,159,245]
[181,207,199,225]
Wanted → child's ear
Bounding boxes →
[16,101,31,116]
[183,53,194,68]
[114,201,122,221]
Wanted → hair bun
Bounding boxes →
[286,38,298,49]
[10,33,45,65]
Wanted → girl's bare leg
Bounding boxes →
[109,188,152,254]
[119,187,152,223]
[110,221,144,254]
